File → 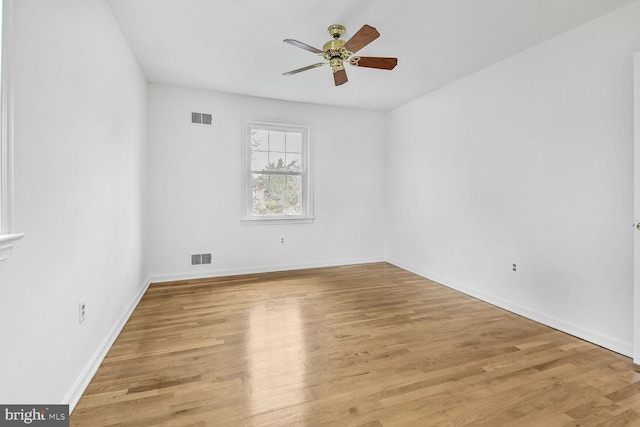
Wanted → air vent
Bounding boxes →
[191,112,212,125]
[191,253,212,266]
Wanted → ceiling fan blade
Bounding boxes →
[283,63,325,76]
[352,56,397,70]
[343,24,380,54]
[283,39,324,54]
[333,68,348,86]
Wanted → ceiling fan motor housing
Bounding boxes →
[323,39,348,73]
[323,26,351,73]
[322,37,346,56]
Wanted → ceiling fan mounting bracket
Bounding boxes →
[327,24,346,39]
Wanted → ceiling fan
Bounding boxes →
[283,24,398,86]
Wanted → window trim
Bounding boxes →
[0,0,23,261]
[241,119,314,225]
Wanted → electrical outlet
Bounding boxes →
[280,237,285,245]
[511,261,519,275]
[79,298,86,324]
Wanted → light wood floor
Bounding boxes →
[71,263,640,426]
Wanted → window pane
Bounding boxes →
[285,175,302,213]
[285,152,301,172]
[268,152,287,171]
[251,129,268,151]
[270,175,286,193]
[251,173,302,215]
[251,151,269,171]
[252,173,270,214]
[286,132,302,153]
[269,131,286,152]
[268,193,286,214]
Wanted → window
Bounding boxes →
[0,0,23,261]
[242,120,313,224]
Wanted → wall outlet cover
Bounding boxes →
[79,298,86,324]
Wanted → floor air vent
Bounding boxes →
[191,253,212,265]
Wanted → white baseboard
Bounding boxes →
[149,257,386,284]
[386,258,633,358]
[64,277,152,413]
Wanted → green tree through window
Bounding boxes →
[250,129,303,215]
[243,121,313,223]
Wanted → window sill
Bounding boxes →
[0,233,24,261]
[242,217,315,226]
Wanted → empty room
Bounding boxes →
[2,0,640,425]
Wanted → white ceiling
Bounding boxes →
[107,0,635,111]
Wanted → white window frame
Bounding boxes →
[0,0,23,261]
[242,119,314,225]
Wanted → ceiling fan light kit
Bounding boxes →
[283,24,398,86]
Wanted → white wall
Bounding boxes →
[1,0,637,410]
[386,1,640,356]
[0,0,148,406]
[148,84,386,281]
[634,51,640,363]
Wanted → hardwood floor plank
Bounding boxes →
[70,263,640,426]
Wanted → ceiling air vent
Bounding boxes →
[191,112,212,125]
